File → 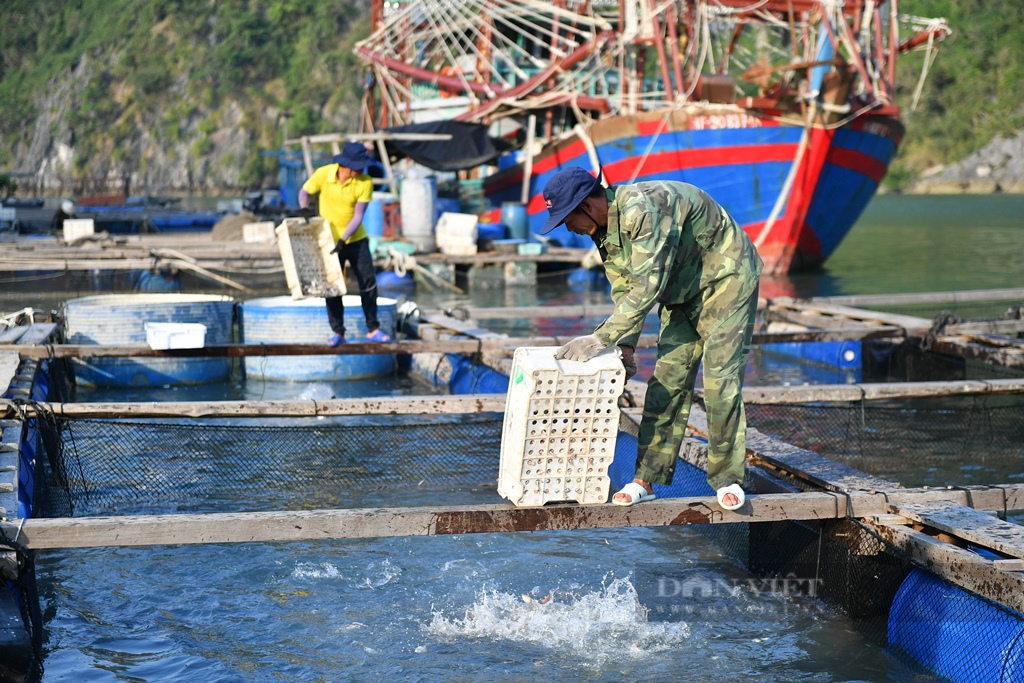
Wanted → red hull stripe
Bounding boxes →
[826,147,888,184]
[602,144,798,183]
[486,140,799,194]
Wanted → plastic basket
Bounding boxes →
[498,346,625,507]
[275,217,346,299]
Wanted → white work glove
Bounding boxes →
[619,345,637,379]
[554,334,606,362]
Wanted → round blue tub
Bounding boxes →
[63,294,235,387]
[240,295,397,381]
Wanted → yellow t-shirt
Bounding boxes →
[302,165,373,243]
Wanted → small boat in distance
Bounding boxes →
[355,0,949,274]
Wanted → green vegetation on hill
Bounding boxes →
[890,0,1024,187]
[0,0,368,186]
[0,0,1020,190]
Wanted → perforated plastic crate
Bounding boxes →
[498,346,625,507]
[275,217,347,299]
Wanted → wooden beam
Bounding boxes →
[931,335,1024,370]
[1,394,508,419]
[0,354,18,395]
[740,378,1024,404]
[893,500,1024,560]
[6,323,56,346]
[811,288,1024,307]
[7,339,514,360]
[766,298,933,330]
[412,247,591,266]
[872,522,1024,615]
[1,492,892,549]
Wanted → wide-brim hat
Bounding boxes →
[540,167,601,234]
[333,141,372,171]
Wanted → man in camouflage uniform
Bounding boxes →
[540,167,762,509]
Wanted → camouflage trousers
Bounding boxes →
[634,273,759,490]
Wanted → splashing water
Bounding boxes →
[292,562,341,580]
[297,382,336,401]
[427,576,690,666]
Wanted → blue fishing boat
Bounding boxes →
[355,0,948,274]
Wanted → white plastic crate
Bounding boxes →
[144,322,207,350]
[275,217,347,299]
[498,346,625,507]
[242,221,277,243]
[63,218,95,243]
[436,212,478,255]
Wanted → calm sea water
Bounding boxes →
[28,194,1024,681]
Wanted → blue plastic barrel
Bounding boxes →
[761,340,863,382]
[376,270,415,292]
[477,223,506,241]
[501,202,529,241]
[888,568,1024,682]
[241,296,397,381]
[363,199,385,237]
[63,294,235,387]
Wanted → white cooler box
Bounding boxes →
[498,346,625,507]
[144,322,207,350]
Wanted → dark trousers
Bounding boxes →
[325,238,379,336]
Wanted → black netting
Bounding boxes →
[0,532,43,683]
[35,414,504,517]
[745,395,1024,487]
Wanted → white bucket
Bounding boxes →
[400,177,437,252]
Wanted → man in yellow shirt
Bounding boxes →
[299,142,391,345]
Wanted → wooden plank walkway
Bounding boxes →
[2,395,508,419]
[894,500,1024,560]
[9,378,1024,419]
[0,492,891,550]
[811,288,1024,307]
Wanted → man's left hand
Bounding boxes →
[619,345,637,379]
[554,334,606,362]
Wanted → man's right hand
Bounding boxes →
[298,207,312,222]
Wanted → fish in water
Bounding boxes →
[521,590,555,605]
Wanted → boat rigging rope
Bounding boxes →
[908,25,939,113]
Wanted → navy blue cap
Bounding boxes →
[540,167,601,234]
[333,142,372,171]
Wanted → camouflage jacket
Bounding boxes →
[593,182,762,348]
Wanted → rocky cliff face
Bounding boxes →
[908,130,1024,194]
[15,53,264,197]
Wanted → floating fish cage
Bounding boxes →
[61,294,235,387]
[5,291,1024,683]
